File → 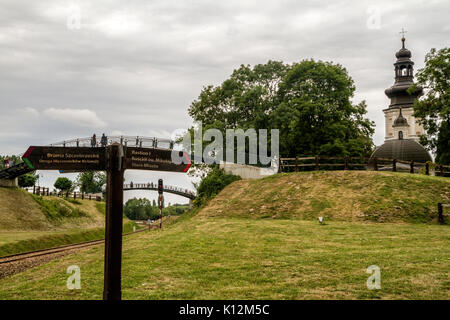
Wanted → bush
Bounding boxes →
[195,167,241,207]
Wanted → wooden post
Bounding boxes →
[81,192,84,200]
[344,157,349,170]
[103,143,124,301]
[373,157,378,171]
[440,165,444,176]
[74,191,76,199]
[315,156,319,171]
[392,159,397,172]
[295,157,298,172]
[33,185,36,194]
[66,191,69,198]
[410,161,414,174]
[425,163,429,176]
[438,203,444,224]
[89,195,92,200]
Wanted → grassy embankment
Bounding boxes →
[0,171,449,299]
[0,188,137,257]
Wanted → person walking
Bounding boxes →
[101,133,107,147]
[91,134,97,148]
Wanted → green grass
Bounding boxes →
[0,221,139,258]
[30,195,89,221]
[95,202,105,215]
[0,171,449,300]
[0,214,448,300]
[200,171,450,223]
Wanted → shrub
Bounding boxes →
[195,167,241,207]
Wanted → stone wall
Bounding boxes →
[219,161,278,180]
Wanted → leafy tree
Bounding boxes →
[195,167,241,207]
[76,171,106,193]
[18,172,38,188]
[410,47,450,164]
[124,198,159,220]
[54,177,73,192]
[188,60,374,159]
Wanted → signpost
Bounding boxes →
[158,178,164,229]
[21,143,191,300]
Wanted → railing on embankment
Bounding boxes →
[279,156,450,177]
[25,186,103,201]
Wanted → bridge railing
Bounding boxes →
[48,135,174,149]
[123,183,196,197]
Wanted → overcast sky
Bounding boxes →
[1,0,449,202]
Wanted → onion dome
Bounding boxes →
[371,139,432,163]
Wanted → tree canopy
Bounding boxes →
[76,171,106,194]
[188,60,374,159]
[410,47,450,164]
[54,177,73,192]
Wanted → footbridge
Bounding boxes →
[123,183,196,200]
[0,135,178,187]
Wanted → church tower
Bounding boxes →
[383,34,425,142]
[370,33,432,164]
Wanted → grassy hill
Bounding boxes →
[0,172,449,299]
[0,188,105,232]
[200,171,450,223]
[0,188,135,257]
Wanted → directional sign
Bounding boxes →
[124,147,191,172]
[22,146,106,171]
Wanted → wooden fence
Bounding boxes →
[28,186,103,201]
[280,156,450,176]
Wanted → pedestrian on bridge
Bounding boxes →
[101,134,107,147]
[91,134,97,148]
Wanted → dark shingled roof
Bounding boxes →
[371,139,432,163]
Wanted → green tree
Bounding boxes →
[124,198,159,220]
[195,167,241,207]
[54,177,73,192]
[76,171,106,193]
[188,60,374,159]
[410,47,450,164]
[18,172,38,188]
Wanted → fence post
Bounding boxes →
[295,157,298,172]
[440,165,444,176]
[315,156,319,171]
[392,159,397,172]
[89,195,92,200]
[410,161,414,174]
[82,192,84,200]
[278,157,282,173]
[344,157,349,170]
[425,162,429,175]
[438,203,444,224]
[33,185,36,194]
[66,191,69,198]
[373,157,378,171]
[74,192,77,200]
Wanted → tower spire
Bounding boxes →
[399,28,407,48]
